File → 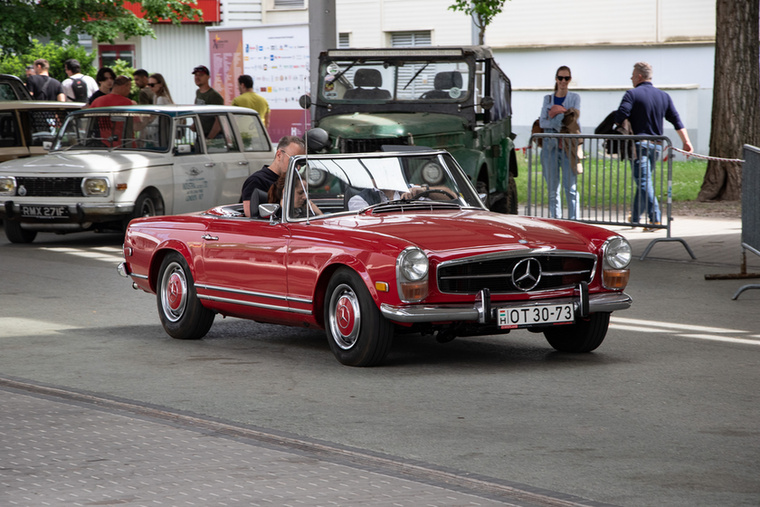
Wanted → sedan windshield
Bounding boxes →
[54,112,172,152]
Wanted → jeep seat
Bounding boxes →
[343,69,391,100]
[421,71,463,99]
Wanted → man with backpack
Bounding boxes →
[62,59,98,102]
[26,59,65,102]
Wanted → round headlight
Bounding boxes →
[307,167,327,187]
[398,247,429,282]
[421,162,444,185]
[604,237,632,269]
[0,176,17,195]
[82,178,109,196]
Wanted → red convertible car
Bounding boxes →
[118,150,632,366]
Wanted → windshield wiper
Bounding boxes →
[403,63,429,90]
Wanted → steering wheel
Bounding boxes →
[412,188,458,200]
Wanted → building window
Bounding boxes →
[339,33,350,48]
[98,45,135,68]
[273,0,304,8]
[390,31,432,47]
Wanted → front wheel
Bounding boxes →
[4,221,37,244]
[544,312,610,352]
[324,268,393,366]
[156,252,214,340]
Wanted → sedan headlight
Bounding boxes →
[602,236,632,289]
[396,247,429,302]
[82,178,110,196]
[0,176,16,196]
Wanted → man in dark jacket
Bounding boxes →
[615,62,693,228]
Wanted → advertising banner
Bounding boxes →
[209,24,311,141]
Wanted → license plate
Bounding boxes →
[20,204,70,219]
[498,303,574,329]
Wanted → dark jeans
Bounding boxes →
[632,142,662,224]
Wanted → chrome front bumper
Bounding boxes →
[380,291,632,324]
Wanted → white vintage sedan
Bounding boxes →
[0,105,274,243]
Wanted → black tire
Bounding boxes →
[126,190,164,229]
[506,176,518,214]
[324,267,393,366]
[156,252,214,340]
[544,312,610,353]
[5,220,37,244]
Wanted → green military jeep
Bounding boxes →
[302,46,517,213]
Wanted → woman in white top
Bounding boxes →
[538,65,580,220]
[149,73,174,105]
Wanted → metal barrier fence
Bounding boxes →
[730,144,760,299]
[526,133,695,260]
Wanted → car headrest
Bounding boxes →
[354,68,383,88]
[434,71,463,91]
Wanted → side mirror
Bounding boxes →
[42,141,52,150]
[480,96,494,111]
[259,203,280,219]
[175,144,192,154]
[299,95,312,109]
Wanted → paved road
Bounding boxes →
[0,219,758,506]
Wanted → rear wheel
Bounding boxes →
[125,190,164,229]
[5,221,37,244]
[156,252,214,340]
[325,268,393,366]
[544,313,610,352]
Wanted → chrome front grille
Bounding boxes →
[15,177,83,197]
[437,252,596,294]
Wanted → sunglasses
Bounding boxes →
[148,83,159,87]
[556,76,571,81]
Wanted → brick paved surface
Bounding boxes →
[0,384,601,507]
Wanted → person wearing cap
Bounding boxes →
[192,65,223,106]
[89,75,137,108]
[232,74,270,127]
[192,65,224,139]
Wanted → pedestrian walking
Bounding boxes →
[133,69,154,105]
[61,59,98,102]
[539,65,580,220]
[148,73,174,105]
[26,59,65,102]
[232,74,270,127]
[88,67,115,105]
[614,62,693,229]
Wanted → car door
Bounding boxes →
[231,111,275,174]
[171,115,217,214]
[0,110,29,162]
[196,215,295,324]
[198,112,252,204]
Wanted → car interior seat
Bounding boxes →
[343,185,363,211]
[420,71,463,99]
[343,69,392,100]
[249,188,270,218]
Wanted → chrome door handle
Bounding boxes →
[238,160,249,165]
[202,234,218,241]
[205,162,215,167]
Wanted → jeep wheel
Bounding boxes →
[5,221,37,244]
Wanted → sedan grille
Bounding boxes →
[437,252,596,294]
[339,137,409,153]
[15,177,83,197]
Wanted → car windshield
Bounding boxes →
[320,58,471,102]
[54,112,172,152]
[285,152,484,220]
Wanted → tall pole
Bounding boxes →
[308,0,336,125]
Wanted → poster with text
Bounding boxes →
[242,24,310,141]
[208,30,244,104]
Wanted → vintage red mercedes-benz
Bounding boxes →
[118,150,632,366]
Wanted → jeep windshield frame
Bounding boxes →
[314,47,511,128]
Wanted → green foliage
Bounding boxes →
[1,0,203,57]
[514,150,708,205]
[0,40,96,81]
[449,0,510,44]
[109,60,140,101]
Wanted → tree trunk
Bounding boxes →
[699,0,760,202]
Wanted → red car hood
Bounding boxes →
[321,209,608,259]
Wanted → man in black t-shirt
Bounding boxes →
[240,136,305,217]
[26,59,65,102]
